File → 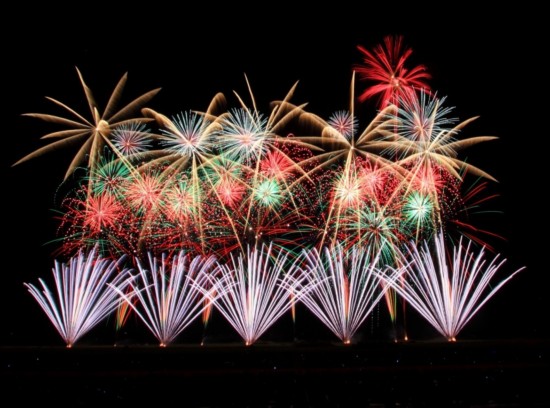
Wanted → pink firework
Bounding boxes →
[359,160,387,198]
[410,164,446,195]
[260,149,294,180]
[210,174,244,209]
[82,193,123,233]
[356,35,431,108]
[112,123,152,156]
[124,172,164,211]
[57,187,142,259]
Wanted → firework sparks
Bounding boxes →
[114,251,217,346]
[158,111,213,158]
[254,178,283,208]
[327,110,358,141]
[16,36,521,344]
[379,233,525,341]
[356,35,431,108]
[211,244,310,345]
[13,68,159,179]
[403,191,434,233]
[112,122,152,156]
[382,92,498,182]
[24,247,132,347]
[298,244,399,344]
[215,108,271,164]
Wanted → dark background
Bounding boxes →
[2,5,546,346]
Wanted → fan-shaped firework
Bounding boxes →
[298,244,399,344]
[24,246,132,347]
[114,251,217,346]
[379,233,525,341]
[211,243,311,345]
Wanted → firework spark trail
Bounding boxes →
[379,232,525,341]
[446,177,504,251]
[211,243,311,345]
[298,244,401,344]
[113,251,218,346]
[24,246,132,347]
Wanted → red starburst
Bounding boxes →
[82,193,123,233]
[356,35,431,108]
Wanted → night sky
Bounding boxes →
[2,6,547,345]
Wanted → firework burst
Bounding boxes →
[16,36,521,344]
[14,68,159,180]
[112,122,152,156]
[356,35,431,108]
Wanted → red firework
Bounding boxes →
[260,149,294,180]
[356,35,431,108]
[82,193,123,233]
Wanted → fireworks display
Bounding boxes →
[17,35,524,345]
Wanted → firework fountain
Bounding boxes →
[24,246,132,347]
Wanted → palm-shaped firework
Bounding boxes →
[379,233,525,341]
[383,91,497,183]
[24,246,132,347]
[14,67,159,180]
